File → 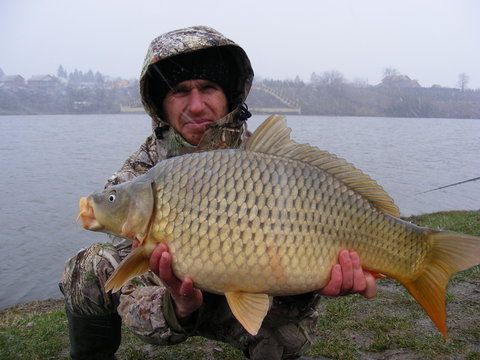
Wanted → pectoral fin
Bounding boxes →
[225,292,270,336]
[105,246,150,293]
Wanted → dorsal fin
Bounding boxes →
[244,115,400,217]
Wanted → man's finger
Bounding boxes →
[149,243,169,275]
[350,251,367,293]
[179,277,195,297]
[361,271,377,299]
[318,264,342,296]
[339,250,353,291]
[158,251,180,290]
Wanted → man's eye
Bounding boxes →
[171,87,189,95]
[202,84,219,91]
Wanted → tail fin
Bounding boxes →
[401,231,480,338]
[105,246,150,293]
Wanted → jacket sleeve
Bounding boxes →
[116,280,200,345]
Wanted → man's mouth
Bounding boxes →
[189,118,212,126]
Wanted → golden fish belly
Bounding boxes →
[148,149,429,295]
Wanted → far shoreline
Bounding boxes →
[1,112,479,121]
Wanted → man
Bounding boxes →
[61,25,376,360]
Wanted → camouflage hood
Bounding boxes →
[139,26,254,134]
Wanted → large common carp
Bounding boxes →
[79,115,480,336]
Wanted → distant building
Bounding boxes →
[28,75,61,92]
[0,75,26,88]
[107,79,130,89]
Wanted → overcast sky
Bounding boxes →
[1,0,479,88]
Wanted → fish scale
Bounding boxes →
[150,149,387,295]
[79,115,480,337]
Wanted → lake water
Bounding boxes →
[0,114,479,310]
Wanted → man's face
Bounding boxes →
[162,79,229,146]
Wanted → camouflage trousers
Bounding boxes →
[60,242,320,359]
[60,242,124,316]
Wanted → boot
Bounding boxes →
[65,306,121,360]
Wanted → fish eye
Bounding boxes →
[107,192,116,203]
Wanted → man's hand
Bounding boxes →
[137,241,203,319]
[318,250,377,299]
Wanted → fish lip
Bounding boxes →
[87,220,104,231]
[78,197,104,231]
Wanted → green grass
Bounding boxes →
[0,305,69,360]
[407,210,480,234]
[0,304,244,360]
[307,286,477,360]
[1,210,479,360]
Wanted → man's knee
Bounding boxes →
[248,323,311,360]
[275,323,313,359]
[60,243,121,315]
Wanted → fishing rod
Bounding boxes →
[417,176,480,194]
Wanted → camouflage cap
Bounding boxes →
[139,26,254,131]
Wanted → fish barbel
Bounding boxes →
[78,115,480,336]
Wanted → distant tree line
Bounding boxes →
[0,65,479,119]
[248,69,480,119]
[56,65,105,85]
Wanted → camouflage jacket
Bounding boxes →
[98,26,320,358]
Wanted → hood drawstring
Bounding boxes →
[154,125,170,140]
[238,103,252,121]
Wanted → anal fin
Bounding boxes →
[367,270,387,279]
[225,292,270,336]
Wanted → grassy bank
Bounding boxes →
[1,211,479,360]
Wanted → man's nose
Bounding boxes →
[187,89,205,113]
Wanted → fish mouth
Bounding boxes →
[78,197,103,231]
